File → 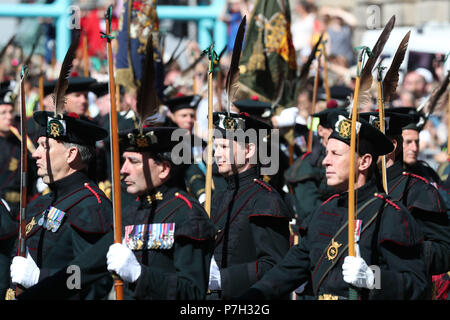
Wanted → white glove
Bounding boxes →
[208,256,221,290]
[198,193,206,205]
[272,107,298,128]
[294,281,308,294]
[10,250,40,288]
[342,244,375,289]
[107,243,142,283]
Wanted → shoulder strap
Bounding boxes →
[311,197,386,295]
[53,184,107,213]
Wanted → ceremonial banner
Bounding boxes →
[238,0,297,108]
[115,0,164,97]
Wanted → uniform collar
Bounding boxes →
[225,166,258,190]
[48,171,90,200]
[386,160,404,181]
[139,184,169,208]
[337,177,378,207]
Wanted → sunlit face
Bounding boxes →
[65,91,89,115]
[173,109,195,133]
[402,129,419,165]
[120,151,167,195]
[0,104,14,136]
[213,138,248,177]
[322,138,354,192]
[32,136,71,184]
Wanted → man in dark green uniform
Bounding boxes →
[239,111,428,300]
[88,81,135,199]
[164,94,207,204]
[0,88,38,219]
[27,77,98,146]
[0,198,17,299]
[284,106,339,229]
[207,111,293,300]
[361,110,449,298]
[9,111,113,299]
[231,98,291,204]
[392,107,442,185]
[106,126,215,300]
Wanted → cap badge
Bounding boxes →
[335,115,360,139]
[47,118,66,138]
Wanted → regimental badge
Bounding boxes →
[335,115,360,140]
[136,134,149,148]
[8,157,18,172]
[369,115,390,132]
[47,119,66,138]
[5,288,15,300]
[337,118,352,139]
[326,238,342,261]
[373,119,380,130]
[25,216,37,236]
[224,117,237,130]
[145,191,163,205]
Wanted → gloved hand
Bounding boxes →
[10,250,40,288]
[107,243,142,283]
[208,256,221,290]
[272,107,299,128]
[198,193,206,205]
[342,244,375,289]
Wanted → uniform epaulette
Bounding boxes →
[301,151,312,161]
[84,183,101,204]
[322,193,339,205]
[402,171,429,185]
[175,192,192,209]
[253,179,272,192]
[374,193,401,211]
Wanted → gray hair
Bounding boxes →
[62,141,95,166]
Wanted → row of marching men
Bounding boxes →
[0,70,448,300]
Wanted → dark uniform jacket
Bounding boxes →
[387,160,449,277]
[122,183,215,300]
[249,178,428,300]
[0,135,38,215]
[406,160,442,186]
[22,171,113,299]
[0,199,17,299]
[285,146,336,227]
[210,167,292,299]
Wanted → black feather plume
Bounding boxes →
[382,31,410,103]
[53,29,81,116]
[225,16,246,114]
[136,35,159,133]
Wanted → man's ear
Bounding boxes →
[246,142,257,162]
[358,153,373,172]
[66,145,79,166]
[158,160,171,180]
